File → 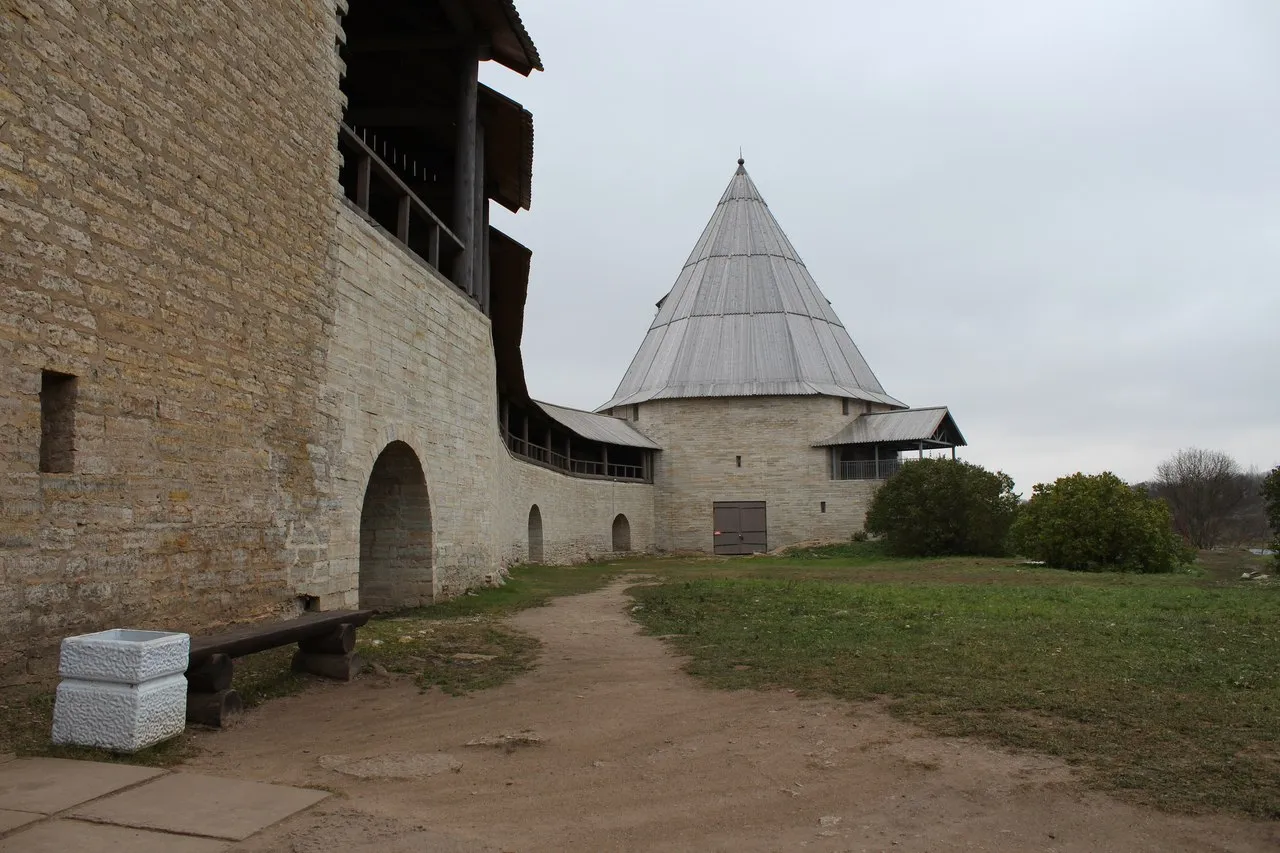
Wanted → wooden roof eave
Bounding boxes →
[489,225,532,404]
[478,85,533,212]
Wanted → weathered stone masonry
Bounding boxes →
[315,209,655,608]
[0,0,345,670]
[636,397,883,554]
[0,0,652,670]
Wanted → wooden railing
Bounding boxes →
[505,433,648,482]
[837,457,918,480]
[338,123,463,279]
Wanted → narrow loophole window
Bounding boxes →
[842,398,850,415]
[735,455,742,468]
[40,370,77,473]
[821,501,827,513]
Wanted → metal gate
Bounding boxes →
[712,501,767,555]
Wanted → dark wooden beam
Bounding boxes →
[396,195,411,243]
[481,202,491,314]
[187,689,242,728]
[298,624,357,655]
[451,45,479,292]
[292,650,362,681]
[427,223,441,269]
[438,0,474,32]
[185,653,233,693]
[345,105,453,128]
[347,33,469,53]
[355,154,371,210]
[473,122,486,302]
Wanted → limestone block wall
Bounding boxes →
[495,453,655,567]
[309,207,505,608]
[0,0,343,669]
[0,0,655,669]
[632,396,887,553]
[313,207,656,609]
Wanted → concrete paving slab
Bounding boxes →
[70,772,328,840]
[0,758,164,814]
[0,809,41,833]
[0,819,229,852]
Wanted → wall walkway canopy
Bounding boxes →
[814,407,966,451]
[534,401,661,450]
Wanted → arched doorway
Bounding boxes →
[359,441,433,610]
[527,505,544,564]
[612,513,631,552]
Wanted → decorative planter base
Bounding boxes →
[52,628,190,753]
[52,673,188,752]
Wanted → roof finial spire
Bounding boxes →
[737,146,744,167]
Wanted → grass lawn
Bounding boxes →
[625,544,1279,819]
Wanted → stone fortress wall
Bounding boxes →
[0,0,347,669]
[630,396,889,553]
[0,0,656,671]
[0,0,896,673]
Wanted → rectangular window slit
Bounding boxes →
[821,501,826,513]
[735,455,742,468]
[40,370,77,474]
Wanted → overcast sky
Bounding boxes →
[481,0,1280,493]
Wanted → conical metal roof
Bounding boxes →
[598,160,905,411]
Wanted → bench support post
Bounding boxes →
[186,653,234,692]
[185,653,242,728]
[291,650,362,681]
[298,623,356,656]
[186,689,243,728]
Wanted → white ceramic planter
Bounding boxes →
[52,628,190,753]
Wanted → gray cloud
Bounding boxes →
[485,0,1280,492]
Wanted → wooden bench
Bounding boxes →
[184,609,374,728]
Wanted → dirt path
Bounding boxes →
[193,580,1277,852]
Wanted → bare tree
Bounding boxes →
[1152,448,1250,549]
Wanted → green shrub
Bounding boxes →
[865,458,1019,557]
[1263,465,1280,565]
[1009,471,1191,573]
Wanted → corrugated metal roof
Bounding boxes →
[599,160,905,411]
[813,407,968,448]
[534,401,661,450]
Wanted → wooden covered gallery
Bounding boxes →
[336,0,656,483]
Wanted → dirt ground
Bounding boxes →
[191,580,1279,852]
